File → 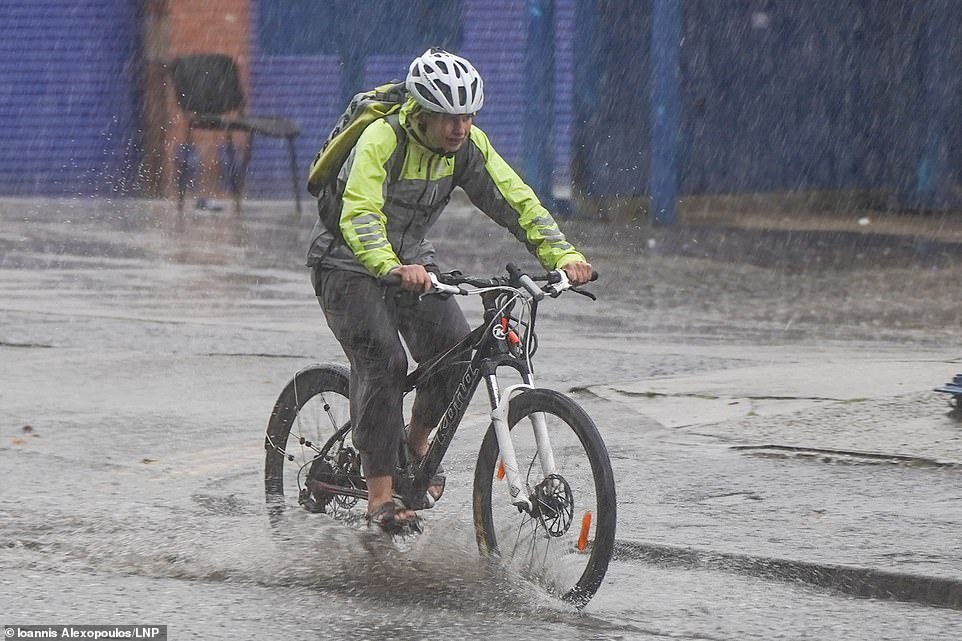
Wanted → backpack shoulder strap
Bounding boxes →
[384,114,407,184]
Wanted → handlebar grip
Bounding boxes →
[379,272,402,287]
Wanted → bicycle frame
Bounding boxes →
[398,286,556,513]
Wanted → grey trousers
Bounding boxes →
[312,267,471,477]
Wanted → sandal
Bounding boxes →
[366,500,423,535]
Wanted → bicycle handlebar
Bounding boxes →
[435,263,597,299]
[380,263,598,299]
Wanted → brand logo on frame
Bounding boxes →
[436,363,480,441]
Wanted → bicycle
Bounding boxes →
[263,263,616,607]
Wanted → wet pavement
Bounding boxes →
[2,195,961,639]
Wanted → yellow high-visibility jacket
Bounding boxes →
[306,98,585,277]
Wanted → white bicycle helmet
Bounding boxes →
[406,48,484,115]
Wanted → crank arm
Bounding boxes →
[309,479,369,502]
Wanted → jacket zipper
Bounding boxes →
[398,149,434,256]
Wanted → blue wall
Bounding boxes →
[679,0,939,195]
[245,0,577,197]
[0,0,141,195]
[4,0,960,211]
[573,0,962,211]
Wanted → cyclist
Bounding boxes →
[306,48,593,533]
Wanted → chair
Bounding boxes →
[169,54,302,213]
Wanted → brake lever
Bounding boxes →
[544,269,570,297]
[423,272,466,299]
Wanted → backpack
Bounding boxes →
[307,81,408,198]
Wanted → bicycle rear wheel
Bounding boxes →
[264,364,362,524]
[472,388,616,608]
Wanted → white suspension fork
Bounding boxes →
[523,373,557,478]
[487,376,532,511]
[487,373,558,512]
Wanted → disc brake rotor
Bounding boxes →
[533,473,574,537]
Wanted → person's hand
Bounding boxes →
[391,264,432,293]
[562,261,593,286]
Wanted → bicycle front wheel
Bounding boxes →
[472,388,616,608]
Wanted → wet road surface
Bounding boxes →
[2,196,961,639]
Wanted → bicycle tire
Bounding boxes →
[264,364,357,522]
[472,388,616,608]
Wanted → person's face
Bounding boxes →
[421,112,473,153]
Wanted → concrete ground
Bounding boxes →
[2,195,961,639]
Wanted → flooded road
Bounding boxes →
[2,196,961,639]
